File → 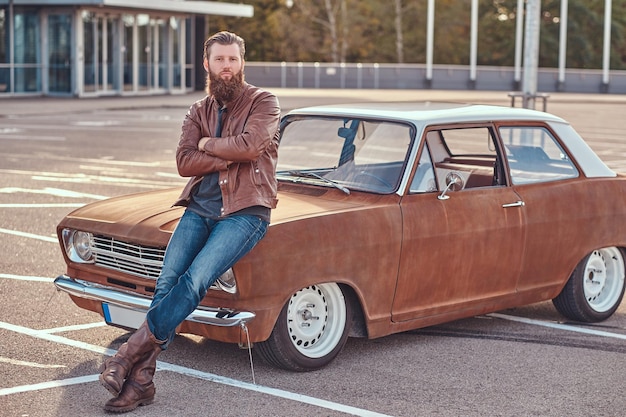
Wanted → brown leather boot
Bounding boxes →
[99,321,164,396]
[103,345,161,413]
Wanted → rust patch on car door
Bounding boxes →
[392,187,526,322]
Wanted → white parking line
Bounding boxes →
[0,123,168,133]
[0,155,165,168]
[488,313,626,340]
[39,322,108,334]
[0,320,393,417]
[0,186,108,200]
[0,357,66,369]
[0,375,99,396]
[0,228,57,243]
[158,362,394,417]
[0,203,85,208]
[0,274,55,283]
[0,169,181,189]
[0,134,66,141]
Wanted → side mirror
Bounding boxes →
[438,172,464,200]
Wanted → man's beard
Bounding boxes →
[206,69,244,104]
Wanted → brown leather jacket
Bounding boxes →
[174,83,280,217]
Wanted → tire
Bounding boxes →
[552,247,626,322]
[256,283,352,372]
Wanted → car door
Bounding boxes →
[496,123,582,293]
[392,125,526,322]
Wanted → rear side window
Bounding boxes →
[499,126,579,185]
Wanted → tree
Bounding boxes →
[294,0,339,62]
[477,0,520,66]
[209,0,626,70]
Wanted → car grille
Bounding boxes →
[92,235,165,280]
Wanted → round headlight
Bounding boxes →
[62,229,94,263]
[73,231,93,261]
[216,268,237,293]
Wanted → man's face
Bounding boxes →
[205,43,243,79]
[204,43,244,102]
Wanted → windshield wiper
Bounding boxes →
[285,170,350,195]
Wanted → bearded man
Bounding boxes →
[98,31,280,413]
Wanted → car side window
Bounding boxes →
[409,144,437,193]
[499,126,579,185]
[424,127,504,191]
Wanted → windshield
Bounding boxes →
[277,116,414,194]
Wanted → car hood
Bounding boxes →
[59,186,382,247]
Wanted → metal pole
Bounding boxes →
[514,0,524,88]
[280,61,286,88]
[297,61,303,88]
[601,0,612,91]
[469,0,478,87]
[314,62,320,89]
[522,0,541,109]
[557,0,568,91]
[425,0,434,87]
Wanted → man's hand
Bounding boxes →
[196,137,232,166]
[197,137,210,151]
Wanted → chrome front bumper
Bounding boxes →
[54,275,255,327]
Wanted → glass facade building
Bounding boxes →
[0,0,252,97]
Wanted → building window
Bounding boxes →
[83,12,119,94]
[157,19,167,89]
[83,11,97,93]
[48,13,72,94]
[122,14,135,91]
[0,8,8,92]
[185,17,193,89]
[171,17,180,88]
[137,13,149,91]
[14,9,40,93]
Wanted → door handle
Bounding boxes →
[502,200,525,208]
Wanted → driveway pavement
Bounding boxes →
[1,88,625,417]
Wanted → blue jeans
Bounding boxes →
[146,210,268,348]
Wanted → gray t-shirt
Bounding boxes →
[186,172,222,219]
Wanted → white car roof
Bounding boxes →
[286,102,566,125]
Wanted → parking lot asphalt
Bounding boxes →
[2,88,626,417]
[1,87,626,118]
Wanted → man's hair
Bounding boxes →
[203,31,245,61]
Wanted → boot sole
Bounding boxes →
[103,397,154,413]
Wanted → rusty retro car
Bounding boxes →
[54,102,626,371]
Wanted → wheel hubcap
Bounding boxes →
[286,284,347,359]
[584,256,607,299]
[288,288,327,348]
[583,248,625,313]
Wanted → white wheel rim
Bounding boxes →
[583,247,625,313]
[286,283,347,359]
